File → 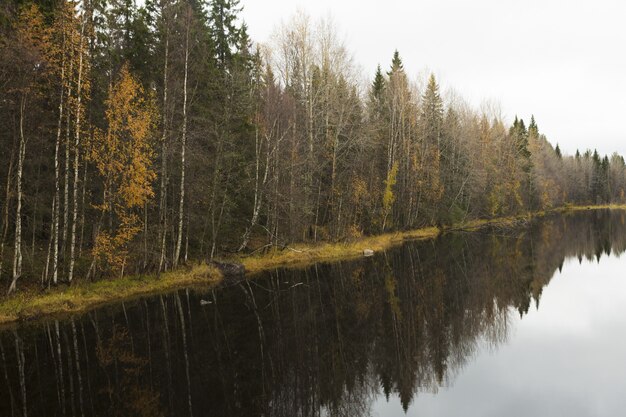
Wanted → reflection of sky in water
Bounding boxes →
[374,256,626,417]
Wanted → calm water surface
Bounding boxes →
[1,210,626,417]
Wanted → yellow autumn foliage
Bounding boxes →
[381,162,399,231]
[88,64,158,275]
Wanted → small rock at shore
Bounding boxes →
[363,249,374,257]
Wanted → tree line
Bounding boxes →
[1,0,625,292]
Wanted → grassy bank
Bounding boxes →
[1,203,625,326]
[241,204,626,272]
[0,264,221,326]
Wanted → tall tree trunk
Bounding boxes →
[239,126,270,251]
[173,15,189,268]
[43,197,55,286]
[8,97,26,295]
[184,216,189,263]
[68,21,85,284]
[0,147,15,282]
[207,133,224,260]
[63,57,74,263]
[78,161,87,258]
[53,39,66,286]
[31,162,41,258]
[158,25,170,274]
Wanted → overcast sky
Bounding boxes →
[241,0,626,157]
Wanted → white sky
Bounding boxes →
[241,0,626,157]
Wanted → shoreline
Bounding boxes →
[0,204,624,327]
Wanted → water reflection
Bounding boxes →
[1,210,626,417]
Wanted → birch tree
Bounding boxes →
[173,5,190,269]
[7,5,50,294]
[157,0,173,273]
[88,64,157,277]
[67,10,90,284]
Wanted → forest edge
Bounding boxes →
[0,203,623,328]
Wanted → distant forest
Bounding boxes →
[1,0,625,292]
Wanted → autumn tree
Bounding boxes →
[87,64,157,278]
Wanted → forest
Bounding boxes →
[1,0,625,294]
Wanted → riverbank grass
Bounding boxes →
[241,226,441,274]
[1,203,626,326]
[0,264,221,325]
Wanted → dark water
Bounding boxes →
[1,210,626,417]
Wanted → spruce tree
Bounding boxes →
[371,64,385,102]
[555,143,562,159]
[528,115,539,137]
[389,49,403,74]
[421,73,444,147]
[208,0,242,68]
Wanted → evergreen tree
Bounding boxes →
[419,74,445,222]
[528,115,539,137]
[389,49,403,73]
[208,0,242,68]
[371,64,385,102]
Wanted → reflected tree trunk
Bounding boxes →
[0,338,16,417]
[14,331,27,417]
[175,293,193,417]
[71,320,84,417]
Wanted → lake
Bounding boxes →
[1,210,626,417]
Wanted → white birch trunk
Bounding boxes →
[68,21,85,284]
[239,127,272,251]
[173,17,189,268]
[63,57,74,260]
[53,35,66,286]
[0,150,14,282]
[43,197,55,286]
[8,98,26,294]
[158,28,170,274]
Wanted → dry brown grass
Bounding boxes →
[0,264,221,327]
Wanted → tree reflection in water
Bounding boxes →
[1,210,625,417]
